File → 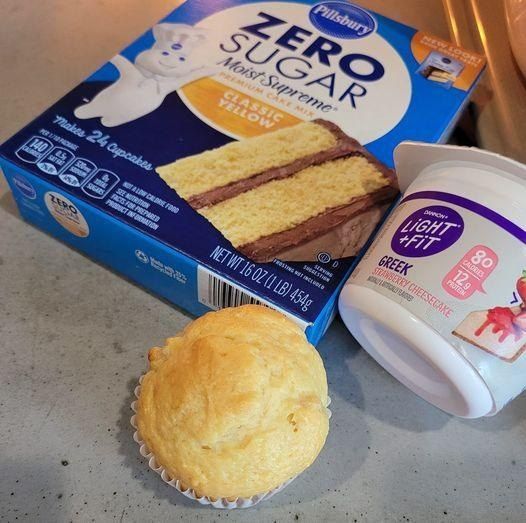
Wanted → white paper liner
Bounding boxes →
[131,375,331,509]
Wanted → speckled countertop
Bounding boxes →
[1,1,525,522]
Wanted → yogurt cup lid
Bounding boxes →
[394,142,526,192]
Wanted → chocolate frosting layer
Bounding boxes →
[188,119,396,209]
[238,185,398,263]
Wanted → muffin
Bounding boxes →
[135,305,330,501]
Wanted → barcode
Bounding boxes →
[205,273,267,309]
[197,266,309,331]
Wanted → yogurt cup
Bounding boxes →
[339,142,526,418]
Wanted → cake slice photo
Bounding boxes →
[453,272,526,363]
[423,67,455,84]
[156,120,398,263]
[453,306,526,362]
[453,304,526,365]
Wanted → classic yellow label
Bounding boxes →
[180,77,302,138]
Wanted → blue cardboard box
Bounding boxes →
[0,1,485,343]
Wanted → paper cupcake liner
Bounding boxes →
[131,374,326,509]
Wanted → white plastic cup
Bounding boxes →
[339,142,526,418]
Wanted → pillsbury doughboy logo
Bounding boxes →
[391,205,464,257]
[309,1,377,39]
[74,24,219,127]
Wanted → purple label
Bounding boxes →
[391,205,464,257]
[401,191,526,244]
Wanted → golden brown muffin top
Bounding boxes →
[136,305,330,499]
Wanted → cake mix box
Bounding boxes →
[0,0,485,343]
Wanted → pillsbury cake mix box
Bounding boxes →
[0,1,485,342]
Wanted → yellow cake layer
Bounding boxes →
[200,156,388,247]
[156,121,337,199]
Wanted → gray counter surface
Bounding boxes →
[1,2,525,522]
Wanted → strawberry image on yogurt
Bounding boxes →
[452,269,526,363]
[516,270,526,307]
